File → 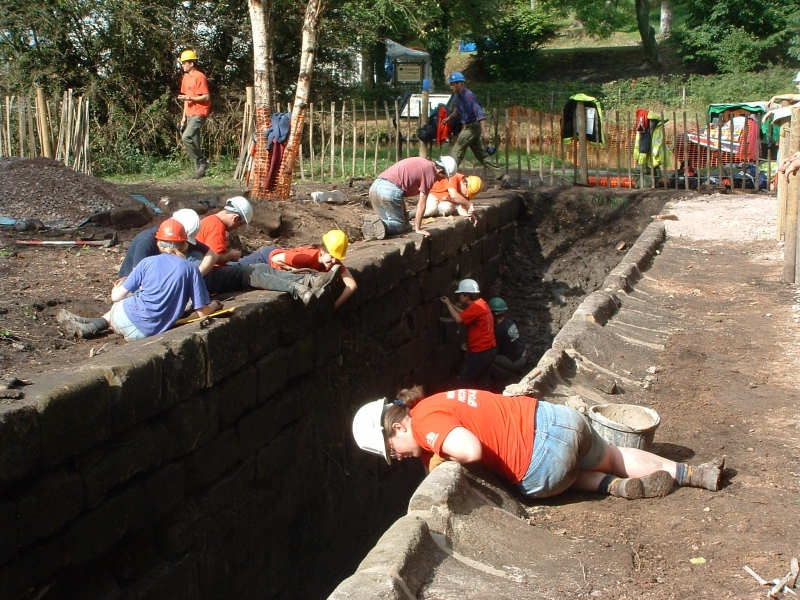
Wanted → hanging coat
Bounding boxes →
[561,93,604,145]
[436,104,450,144]
[633,112,671,168]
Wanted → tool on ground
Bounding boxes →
[16,233,118,248]
[173,307,234,327]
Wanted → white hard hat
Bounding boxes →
[224,196,253,225]
[172,208,200,244]
[793,71,800,83]
[352,398,392,465]
[434,155,457,178]
[455,278,480,294]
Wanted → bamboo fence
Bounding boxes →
[0,88,92,175]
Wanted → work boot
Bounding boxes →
[362,215,386,240]
[57,309,95,325]
[310,264,341,298]
[60,316,108,339]
[608,470,674,499]
[679,457,725,491]
[191,160,208,179]
[290,283,314,306]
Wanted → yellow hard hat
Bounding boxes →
[180,49,198,62]
[322,229,348,260]
[466,175,483,199]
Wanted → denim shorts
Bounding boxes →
[518,402,608,498]
[108,301,147,341]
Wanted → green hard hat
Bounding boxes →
[488,297,508,313]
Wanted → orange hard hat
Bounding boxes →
[155,218,188,243]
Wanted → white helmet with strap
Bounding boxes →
[352,398,392,464]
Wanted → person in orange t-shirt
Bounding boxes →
[440,278,496,388]
[267,230,357,310]
[352,386,726,500]
[178,49,211,179]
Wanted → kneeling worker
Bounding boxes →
[488,297,528,383]
[362,156,457,240]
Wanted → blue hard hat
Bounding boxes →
[448,72,466,84]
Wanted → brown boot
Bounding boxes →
[609,470,674,499]
[681,458,725,491]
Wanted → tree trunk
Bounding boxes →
[248,0,274,109]
[636,0,660,66]
[360,50,374,86]
[659,0,673,37]
[248,0,276,199]
[272,0,328,198]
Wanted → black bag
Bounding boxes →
[417,115,437,143]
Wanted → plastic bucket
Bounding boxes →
[587,404,660,451]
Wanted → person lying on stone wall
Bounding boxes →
[487,297,528,385]
[118,208,218,280]
[58,219,220,340]
[440,279,497,389]
[361,156,457,240]
[241,229,357,310]
[410,173,482,226]
[191,195,341,303]
[352,386,725,501]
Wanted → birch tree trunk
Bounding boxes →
[659,0,673,37]
[248,0,274,109]
[273,0,328,197]
[248,0,276,199]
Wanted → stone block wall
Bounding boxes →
[0,195,521,600]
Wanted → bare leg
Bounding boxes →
[569,445,677,493]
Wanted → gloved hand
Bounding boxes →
[428,453,447,472]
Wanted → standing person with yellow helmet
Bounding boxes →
[177,49,211,179]
[266,230,357,310]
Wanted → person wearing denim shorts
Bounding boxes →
[352,386,726,500]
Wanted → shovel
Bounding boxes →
[16,233,118,248]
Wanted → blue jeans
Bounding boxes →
[369,178,410,236]
[458,347,497,389]
[518,402,607,498]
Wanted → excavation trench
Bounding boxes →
[0,187,676,600]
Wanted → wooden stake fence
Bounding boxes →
[0,88,90,173]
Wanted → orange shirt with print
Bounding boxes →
[181,70,211,117]
[410,390,537,484]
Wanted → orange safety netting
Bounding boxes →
[249,107,306,201]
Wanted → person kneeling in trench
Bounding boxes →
[353,386,724,500]
[57,219,220,340]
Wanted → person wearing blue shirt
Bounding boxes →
[441,72,509,186]
[58,219,220,340]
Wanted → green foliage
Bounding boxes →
[21,306,38,321]
[674,0,800,73]
[536,0,636,39]
[472,2,557,81]
[469,66,797,113]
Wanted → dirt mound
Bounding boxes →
[0,158,138,228]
